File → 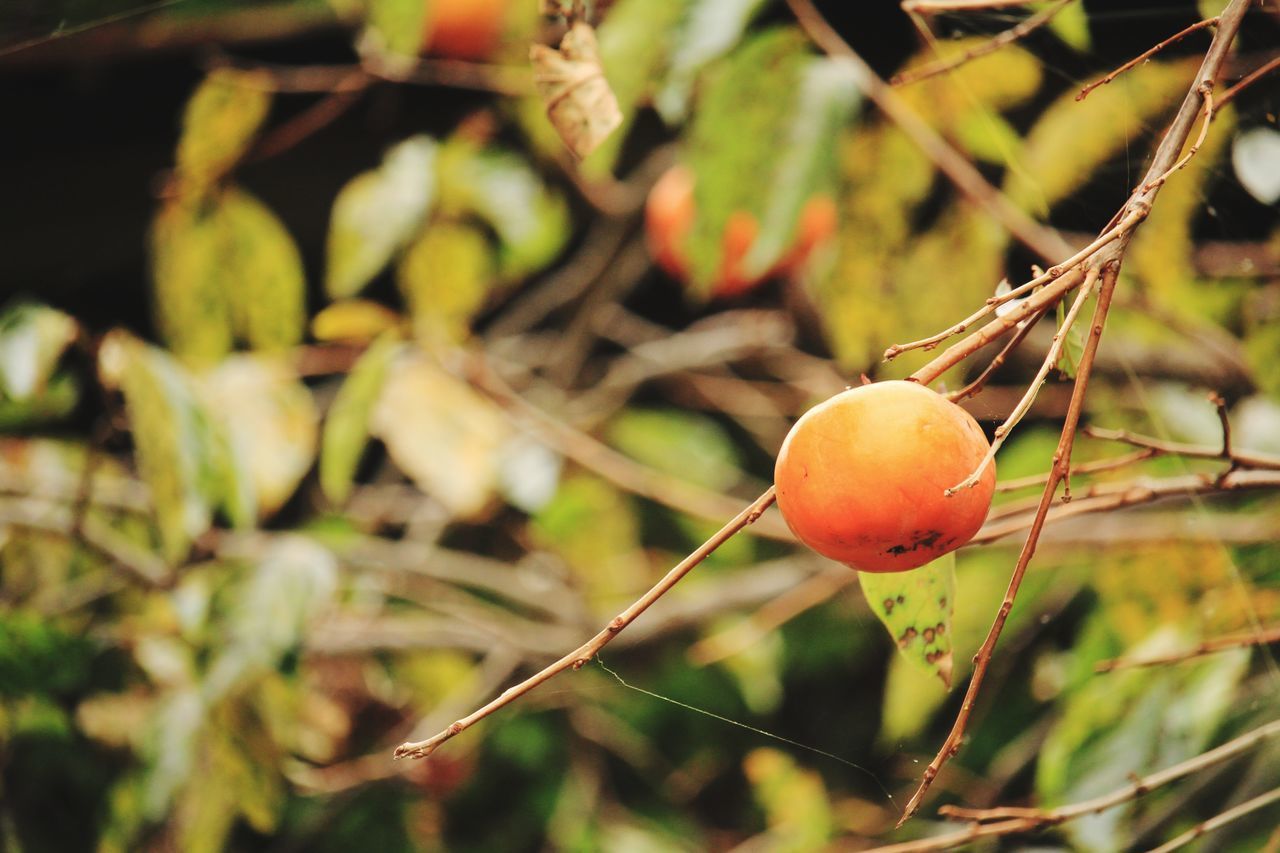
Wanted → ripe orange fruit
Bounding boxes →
[645,164,838,298]
[422,0,508,60]
[774,381,995,573]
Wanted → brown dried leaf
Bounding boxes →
[530,22,622,159]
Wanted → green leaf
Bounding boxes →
[0,372,79,430]
[437,146,569,279]
[653,0,769,123]
[0,302,78,402]
[1054,294,1087,378]
[0,613,95,698]
[199,355,319,517]
[532,473,648,607]
[175,68,273,191]
[1037,626,1249,850]
[859,552,956,687]
[141,688,204,818]
[954,110,1024,165]
[1041,0,1091,52]
[740,55,859,278]
[98,331,254,562]
[219,188,307,352]
[359,0,431,70]
[368,349,511,518]
[319,333,402,504]
[397,220,494,345]
[605,408,742,492]
[683,28,817,292]
[325,135,438,299]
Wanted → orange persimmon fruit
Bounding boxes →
[774,380,995,573]
[645,164,838,298]
[422,0,508,60]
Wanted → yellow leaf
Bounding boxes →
[311,298,404,343]
[397,220,494,346]
[220,188,307,352]
[176,69,272,191]
[150,197,235,367]
[150,187,305,365]
[1004,57,1198,216]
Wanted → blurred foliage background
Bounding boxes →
[1,0,1279,850]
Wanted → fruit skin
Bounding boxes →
[422,0,508,60]
[774,381,995,573]
[645,164,838,298]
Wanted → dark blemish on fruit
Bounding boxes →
[885,530,943,555]
[898,627,918,649]
[939,597,947,608]
[896,595,905,605]
[923,627,935,643]
[936,623,946,635]
[883,598,895,613]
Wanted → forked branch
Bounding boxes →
[896,0,1251,821]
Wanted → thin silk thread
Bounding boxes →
[595,657,895,804]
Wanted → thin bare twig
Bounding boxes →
[948,267,1100,494]
[1145,786,1280,853]
[866,717,1280,851]
[1083,425,1280,472]
[248,82,366,162]
[1077,17,1220,102]
[885,211,1141,360]
[893,0,1075,86]
[975,468,1280,544]
[1219,54,1280,107]
[902,0,1034,11]
[217,57,531,97]
[1096,625,1280,673]
[995,448,1156,492]
[1143,85,1216,193]
[392,488,777,759]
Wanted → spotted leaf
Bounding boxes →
[859,552,956,687]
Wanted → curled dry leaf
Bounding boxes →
[530,22,623,159]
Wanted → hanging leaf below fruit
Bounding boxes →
[859,553,957,687]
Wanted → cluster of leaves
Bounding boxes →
[1,1,1279,850]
